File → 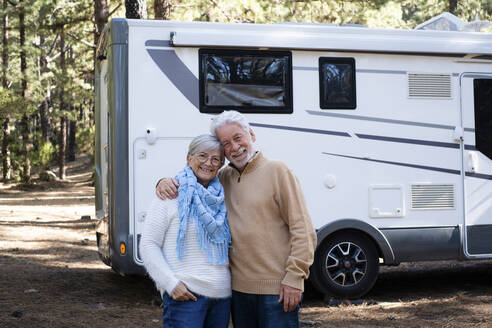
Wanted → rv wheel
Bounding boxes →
[313,231,379,299]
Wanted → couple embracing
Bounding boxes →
[140,110,316,328]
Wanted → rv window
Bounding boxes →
[199,49,292,113]
[319,57,356,109]
[474,79,492,160]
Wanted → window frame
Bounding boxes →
[473,78,492,160]
[319,57,357,110]
[199,48,293,114]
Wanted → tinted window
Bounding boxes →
[319,57,356,109]
[474,79,492,159]
[199,49,292,113]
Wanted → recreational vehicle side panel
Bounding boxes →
[105,19,144,275]
[94,58,104,219]
[95,17,492,298]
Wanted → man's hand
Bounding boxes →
[156,178,179,200]
[278,284,302,312]
[171,282,197,302]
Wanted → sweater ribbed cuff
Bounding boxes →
[281,272,304,292]
[164,276,180,295]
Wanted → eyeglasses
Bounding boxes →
[194,153,223,167]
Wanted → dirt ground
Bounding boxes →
[1,157,492,328]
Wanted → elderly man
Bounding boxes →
[156,110,316,328]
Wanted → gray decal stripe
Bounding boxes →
[464,145,477,150]
[358,69,406,75]
[465,172,492,180]
[356,133,460,149]
[293,67,407,74]
[145,40,172,47]
[322,152,461,175]
[250,122,351,137]
[464,128,476,132]
[293,66,317,71]
[307,110,458,130]
[293,67,460,76]
[147,49,199,108]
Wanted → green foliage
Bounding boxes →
[76,124,95,156]
[168,0,492,29]
[0,87,35,119]
[0,0,490,183]
[6,130,24,182]
[31,140,55,170]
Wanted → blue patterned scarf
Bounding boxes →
[175,166,230,265]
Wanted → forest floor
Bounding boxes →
[1,156,492,327]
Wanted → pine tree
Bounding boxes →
[125,0,147,19]
[1,0,10,181]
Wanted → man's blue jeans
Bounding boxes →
[162,293,231,328]
[231,290,300,328]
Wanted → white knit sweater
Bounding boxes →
[140,197,231,298]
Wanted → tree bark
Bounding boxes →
[58,25,67,179]
[154,0,173,20]
[39,99,50,142]
[1,0,10,180]
[95,0,110,43]
[68,118,76,162]
[19,0,30,183]
[39,34,51,143]
[67,45,76,162]
[125,0,147,19]
[2,118,10,180]
[449,0,458,14]
[59,115,67,179]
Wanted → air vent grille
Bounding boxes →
[408,73,452,99]
[411,184,454,210]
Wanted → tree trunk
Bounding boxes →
[39,34,51,143]
[1,0,10,181]
[154,0,173,20]
[125,0,147,19]
[94,0,110,131]
[39,99,50,142]
[94,0,109,66]
[19,0,30,183]
[67,108,76,162]
[2,118,10,180]
[1,0,6,87]
[59,115,67,179]
[95,0,110,43]
[67,45,76,162]
[449,0,458,14]
[58,25,67,179]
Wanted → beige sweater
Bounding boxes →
[219,152,316,294]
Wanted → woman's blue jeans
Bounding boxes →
[162,293,231,328]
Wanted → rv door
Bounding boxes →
[460,73,492,258]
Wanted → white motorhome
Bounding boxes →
[94,13,492,298]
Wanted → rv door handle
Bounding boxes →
[467,151,478,173]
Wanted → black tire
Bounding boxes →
[311,231,379,299]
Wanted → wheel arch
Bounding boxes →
[316,218,396,265]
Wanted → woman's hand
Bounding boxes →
[171,282,197,302]
[156,178,180,200]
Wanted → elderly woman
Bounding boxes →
[140,134,231,328]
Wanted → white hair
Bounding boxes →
[210,110,250,136]
[188,134,224,160]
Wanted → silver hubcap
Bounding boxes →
[325,241,367,287]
